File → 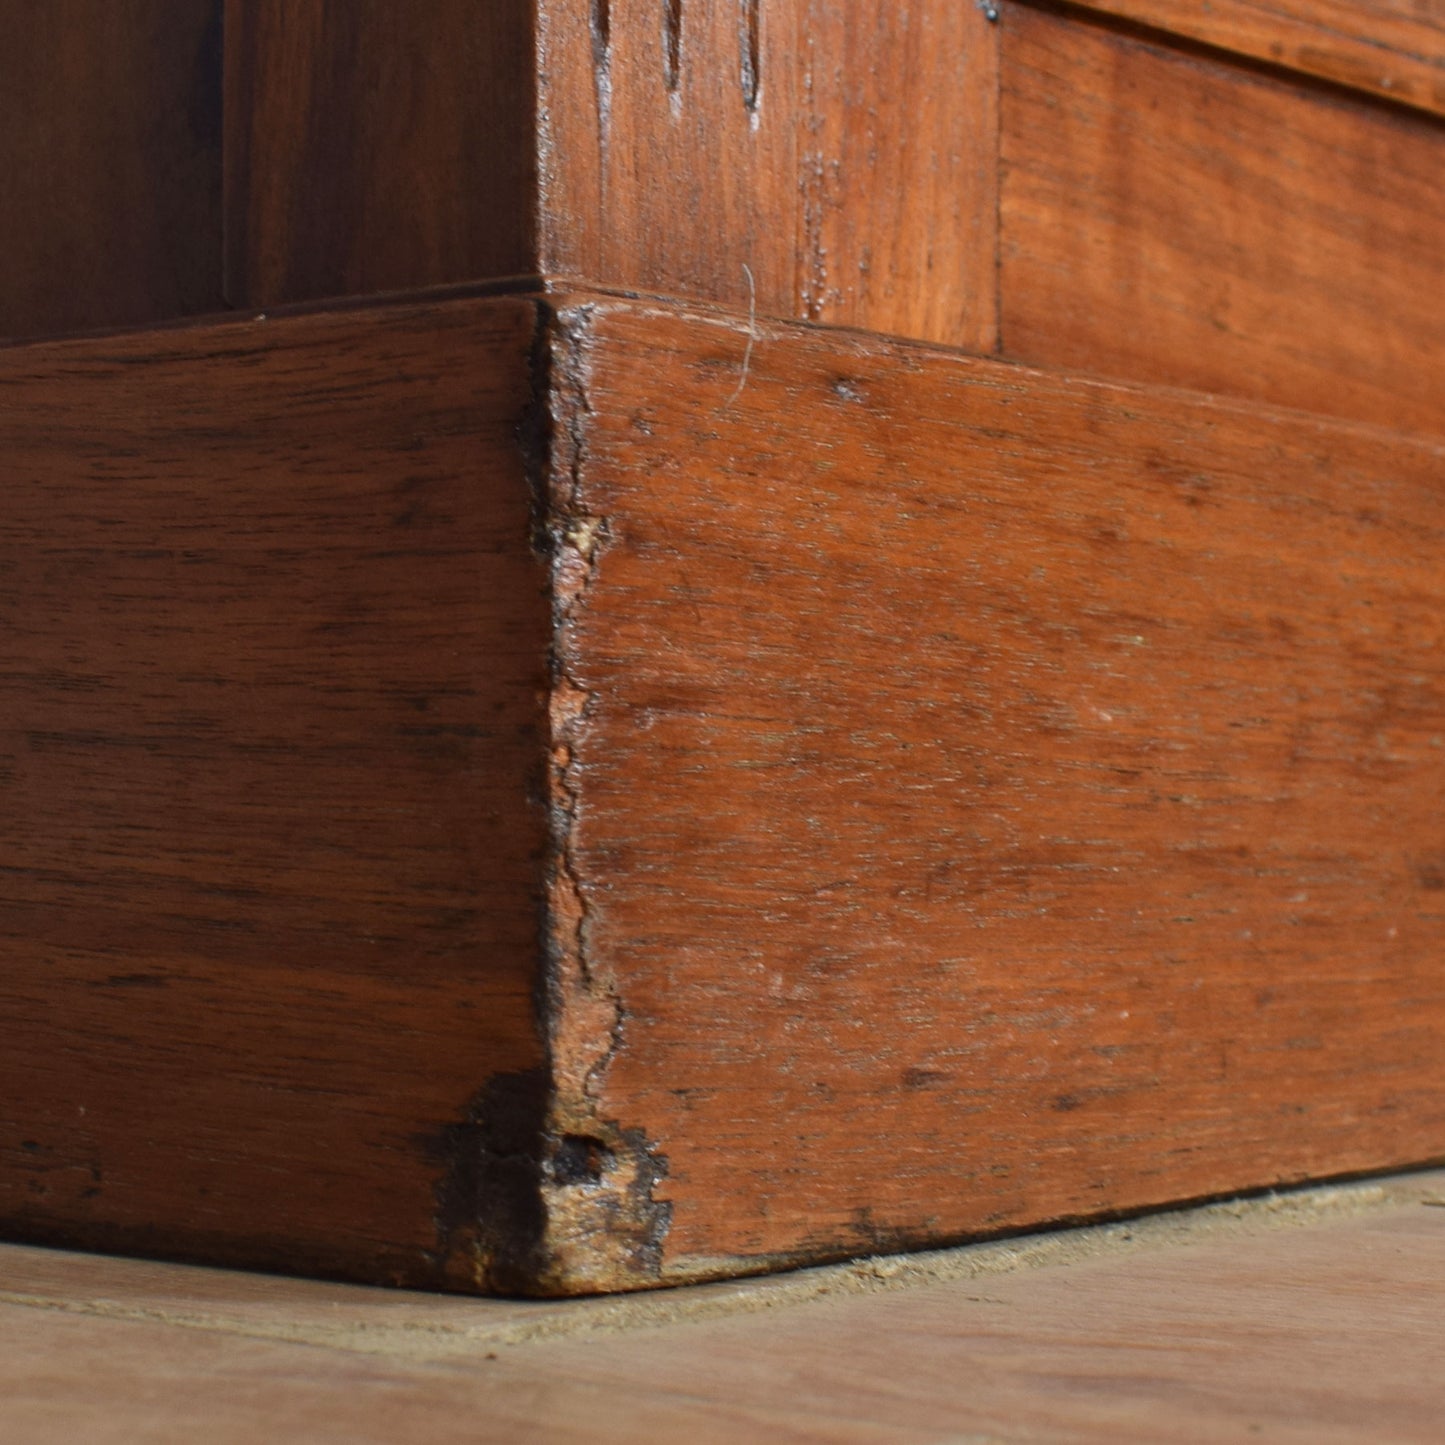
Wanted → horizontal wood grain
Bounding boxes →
[4,288,1444,1296]
[0,297,549,1288]
[999,4,1445,435]
[0,0,224,340]
[1059,0,1445,117]
[543,293,1445,1288]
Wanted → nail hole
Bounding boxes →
[553,1134,615,1186]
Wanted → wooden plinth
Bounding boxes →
[2,288,1441,1294]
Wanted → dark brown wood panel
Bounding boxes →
[998,6,1445,436]
[223,0,538,307]
[0,0,224,340]
[538,0,1000,350]
[1063,0,1445,117]
[544,295,1445,1288]
[0,297,550,1288]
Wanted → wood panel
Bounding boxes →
[222,0,999,349]
[222,0,538,307]
[1063,0,1445,117]
[537,0,999,350]
[998,5,1445,435]
[0,296,549,1289]
[539,294,1445,1289]
[6,288,1445,1297]
[0,0,224,340]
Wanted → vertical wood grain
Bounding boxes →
[538,0,1000,350]
[223,0,1000,349]
[223,0,538,307]
[0,0,224,340]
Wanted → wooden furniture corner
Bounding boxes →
[0,1,1442,1296]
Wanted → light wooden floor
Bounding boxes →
[5,1170,1444,1443]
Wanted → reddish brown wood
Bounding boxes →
[4,288,1445,1297]
[539,294,1445,1288]
[0,297,549,1288]
[221,1,999,349]
[1062,0,1445,117]
[0,0,224,341]
[536,0,999,349]
[222,0,539,307]
[15,0,1445,371]
[998,5,1445,435]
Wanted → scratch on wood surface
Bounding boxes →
[740,0,762,116]
[663,0,683,94]
[590,0,613,157]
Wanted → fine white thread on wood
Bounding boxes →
[721,264,758,412]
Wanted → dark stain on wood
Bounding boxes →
[3,281,1445,1296]
[424,1067,549,1294]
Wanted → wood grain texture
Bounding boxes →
[541,294,1445,1288]
[221,0,999,348]
[1061,0,1445,117]
[6,1171,1437,1354]
[0,296,549,1288]
[223,0,538,307]
[3,1189,1445,1442]
[6,288,1445,1298]
[0,0,224,341]
[998,6,1445,435]
[537,0,1000,350]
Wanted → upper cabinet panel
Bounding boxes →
[999,4,1445,435]
[1063,0,1445,118]
[0,0,224,341]
[534,0,1000,350]
[222,0,538,308]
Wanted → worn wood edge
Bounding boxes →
[2,1167,1442,1361]
[0,289,702,1302]
[0,273,550,354]
[546,285,1445,464]
[5,287,1440,1301]
[514,288,1445,1296]
[1037,0,1445,120]
[454,299,675,1299]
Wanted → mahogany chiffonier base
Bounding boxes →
[1,289,1441,1295]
